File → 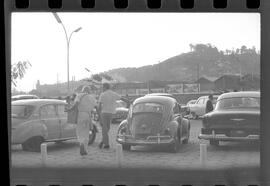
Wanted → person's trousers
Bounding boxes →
[76,112,92,151]
[100,113,113,146]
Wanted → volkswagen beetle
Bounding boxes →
[198,91,260,146]
[116,96,190,152]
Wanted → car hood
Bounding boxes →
[11,117,28,127]
[129,113,165,139]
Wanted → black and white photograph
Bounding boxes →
[10,12,260,182]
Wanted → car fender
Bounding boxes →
[180,118,190,136]
[12,120,48,144]
[117,119,128,131]
[166,120,179,136]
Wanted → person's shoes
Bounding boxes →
[98,142,104,149]
[103,145,110,149]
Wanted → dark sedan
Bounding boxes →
[116,96,190,152]
[198,91,260,146]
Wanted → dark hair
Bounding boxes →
[208,94,213,99]
[103,83,110,90]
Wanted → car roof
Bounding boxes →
[12,94,39,99]
[12,99,66,106]
[218,91,260,100]
[134,95,176,105]
[144,93,179,101]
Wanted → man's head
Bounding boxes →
[208,94,213,101]
[81,86,91,94]
[103,83,110,91]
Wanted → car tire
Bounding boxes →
[88,128,96,145]
[122,144,131,151]
[22,136,44,152]
[209,140,219,146]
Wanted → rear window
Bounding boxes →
[216,97,260,110]
[133,103,164,114]
[12,105,35,119]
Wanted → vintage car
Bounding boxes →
[190,95,219,119]
[112,100,129,124]
[116,96,190,152]
[11,99,98,152]
[198,91,260,146]
[12,94,39,101]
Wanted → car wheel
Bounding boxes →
[88,128,96,145]
[209,140,219,146]
[122,144,131,151]
[22,136,44,152]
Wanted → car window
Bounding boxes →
[40,105,57,119]
[12,105,35,119]
[57,104,67,117]
[133,103,164,114]
[216,97,260,110]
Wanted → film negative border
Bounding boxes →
[5,0,270,185]
[9,0,260,12]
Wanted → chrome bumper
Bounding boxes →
[198,133,259,141]
[116,134,174,145]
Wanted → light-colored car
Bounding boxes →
[11,99,97,152]
[190,95,219,119]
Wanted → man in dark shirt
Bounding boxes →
[205,94,214,113]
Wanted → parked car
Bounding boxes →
[11,99,98,152]
[112,100,129,123]
[116,96,190,152]
[12,94,39,101]
[198,91,260,146]
[190,95,219,119]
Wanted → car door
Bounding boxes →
[57,104,76,139]
[39,104,61,140]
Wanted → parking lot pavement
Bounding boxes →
[11,119,259,169]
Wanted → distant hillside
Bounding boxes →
[106,44,260,82]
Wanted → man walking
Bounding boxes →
[70,86,97,156]
[205,94,214,114]
[98,83,122,149]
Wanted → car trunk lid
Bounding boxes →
[130,113,163,139]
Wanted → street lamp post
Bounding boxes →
[52,12,82,95]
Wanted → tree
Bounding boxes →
[11,61,31,87]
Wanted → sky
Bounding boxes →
[11,13,260,92]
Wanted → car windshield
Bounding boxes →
[133,102,164,114]
[215,97,260,110]
[12,105,35,119]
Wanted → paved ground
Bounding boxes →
[11,119,259,169]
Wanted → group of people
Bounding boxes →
[67,83,126,156]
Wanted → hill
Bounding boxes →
[106,44,260,82]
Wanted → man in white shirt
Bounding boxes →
[72,86,97,155]
[98,83,121,149]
